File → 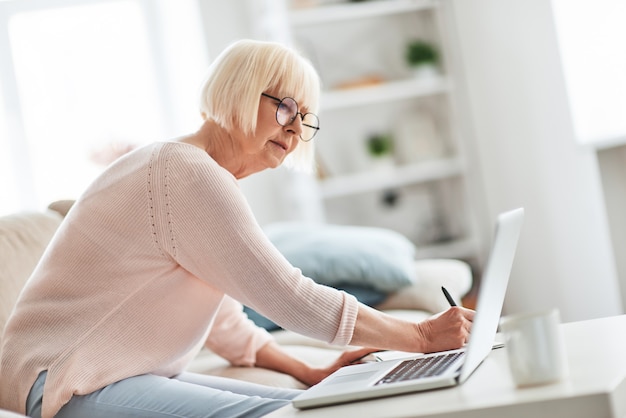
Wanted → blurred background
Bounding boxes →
[1,0,625,322]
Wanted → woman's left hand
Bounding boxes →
[254,341,380,387]
[300,347,380,386]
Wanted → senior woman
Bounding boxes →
[0,39,473,418]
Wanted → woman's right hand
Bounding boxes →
[416,307,475,353]
[350,303,475,355]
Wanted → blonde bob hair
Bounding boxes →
[199,39,321,172]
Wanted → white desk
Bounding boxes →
[268,315,626,418]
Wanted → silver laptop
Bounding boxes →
[293,207,524,409]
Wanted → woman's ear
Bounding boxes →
[201,112,208,120]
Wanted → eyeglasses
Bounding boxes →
[261,93,320,142]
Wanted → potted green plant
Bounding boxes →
[366,133,394,169]
[405,40,439,78]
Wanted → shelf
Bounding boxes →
[290,0,438,26]
[321,76,450,111]
[318,157,464,199]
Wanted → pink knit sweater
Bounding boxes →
[0,142,358,418]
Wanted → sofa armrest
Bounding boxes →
[0,210,64,338]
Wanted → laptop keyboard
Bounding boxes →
[375,352,465,385]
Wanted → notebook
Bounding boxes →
[292,207,524,409]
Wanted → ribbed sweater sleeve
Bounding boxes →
[153,142,358,343]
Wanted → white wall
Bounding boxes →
[450,0,623,321]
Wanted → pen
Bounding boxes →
[441,286,457,307]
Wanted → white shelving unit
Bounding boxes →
[289,0,438,25]
[319,156,464,199]
[253,0,479,262]
[321,76,451,110]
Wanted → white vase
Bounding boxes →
[411,64,439,80]
[369,155,395,171]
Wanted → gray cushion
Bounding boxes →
[265,223,416,293]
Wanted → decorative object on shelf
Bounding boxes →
[367,133,393,156]
[381,189,401,207]
[405,39,440,78]
[289,0,321,10]
[366,132,395,169]
[334,75,385,90]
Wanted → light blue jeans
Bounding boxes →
[26,371,302,418]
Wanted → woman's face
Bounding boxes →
[233,92,304,174]
[200,90,311,179]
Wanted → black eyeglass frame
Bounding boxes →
[261,93,320,142]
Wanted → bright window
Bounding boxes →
[552,0,626,145]
[0,0,208,214]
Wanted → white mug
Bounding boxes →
[499,309,568,387]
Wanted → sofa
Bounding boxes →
[0,202,472,417]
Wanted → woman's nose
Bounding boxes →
[284,114,303,137]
